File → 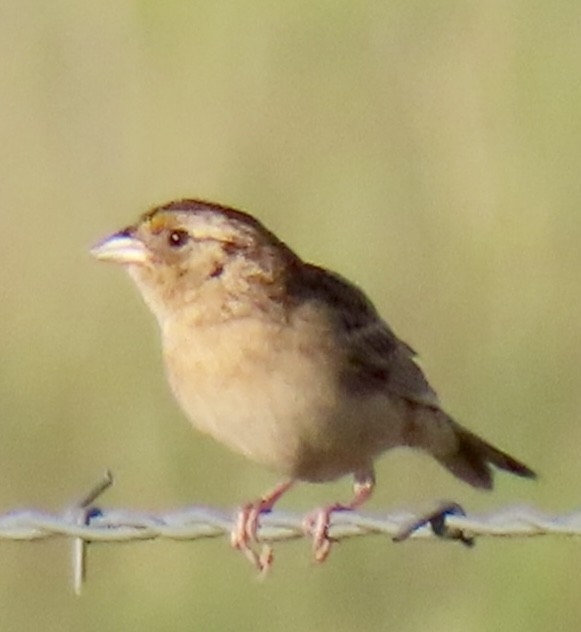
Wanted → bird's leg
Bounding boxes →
[231,479,295,572]
[304,469,375,563]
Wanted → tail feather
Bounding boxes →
[437,422,536,490]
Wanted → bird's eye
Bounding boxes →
[168,230,190,248]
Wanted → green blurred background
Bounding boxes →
[1,1,580,630]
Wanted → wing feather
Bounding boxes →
[291,264,439,407]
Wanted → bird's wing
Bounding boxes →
[344,319,440,407]
[293,264,440,408]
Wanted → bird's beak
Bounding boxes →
[90,232,149,265]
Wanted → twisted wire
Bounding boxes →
[1,503,580,543]
[3,473,577,594]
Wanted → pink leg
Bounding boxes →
[304,469,375,563]
[231,480,295,572]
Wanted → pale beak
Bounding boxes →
[90,232,149,265]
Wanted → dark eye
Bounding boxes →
[168,230,190,248]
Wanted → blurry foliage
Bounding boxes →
[0,1,580,631]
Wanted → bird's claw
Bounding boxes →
[231,501,275,575]
[303,505,342,563]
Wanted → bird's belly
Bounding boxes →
[163,319,408,482]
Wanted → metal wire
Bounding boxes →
[4,503,581,543]
[2,472,578,594]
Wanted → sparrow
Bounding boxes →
[91,199,535,568]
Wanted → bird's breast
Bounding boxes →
[162,314,407,481]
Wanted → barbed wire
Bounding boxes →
[8,502,581,543]
[2,472,579,594]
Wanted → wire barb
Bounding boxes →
[67,471,114,596]
[392,499,475,546]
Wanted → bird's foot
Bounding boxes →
[230,480,295,574]
[303,504,345,563]
[303,472,375,563]
[231,499,275,574]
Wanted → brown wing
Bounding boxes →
[290,263,440,408]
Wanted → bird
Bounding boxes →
[91,198,536,568]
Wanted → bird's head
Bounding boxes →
[91,199,298,325]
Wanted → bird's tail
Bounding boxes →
[436,418,536,489]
